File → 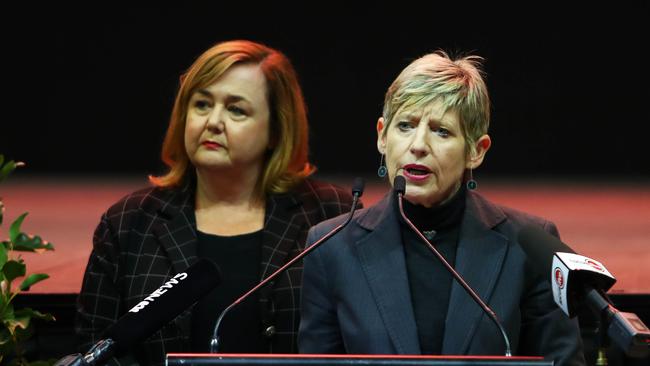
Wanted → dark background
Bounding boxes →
[3,2,649,181]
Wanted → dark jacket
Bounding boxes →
[76,179,355,365]
[299,190,585,366]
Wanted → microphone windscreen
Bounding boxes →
[517,225,576,277]
[352,177,365,197]
[394,176,406,195]
[103,258,221,355]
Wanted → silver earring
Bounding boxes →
[467,167,477,190]
[377,154,387,177]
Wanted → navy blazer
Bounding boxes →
[76,179,355,366]
[299,190,585,366]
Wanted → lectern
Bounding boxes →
[167,354,551,366]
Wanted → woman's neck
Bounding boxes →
[194,167,263,209]
[194,168,266,236]
[402,184,467,233]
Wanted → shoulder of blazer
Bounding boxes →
[467,190,556,234]
[102,183,193,228]
[287,178,356,219]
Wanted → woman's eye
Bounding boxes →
[396,121,413,131]
[434,127,450,137]
[193,99,211,111]
[228,105,246,117]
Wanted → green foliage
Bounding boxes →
[0,155,55,366]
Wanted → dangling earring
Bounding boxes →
[377,154,387,178]
[466,167,477,190]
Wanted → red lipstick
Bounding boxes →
[202,141,223,150]
[403,164,432,182]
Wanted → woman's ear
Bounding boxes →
[376,117,386,154]
[466,134,491,169]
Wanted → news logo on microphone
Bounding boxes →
[551,252,615,317]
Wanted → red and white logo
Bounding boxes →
[585,259,604,272]
[554,267,565,289]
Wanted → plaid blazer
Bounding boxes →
[76,178,356,365]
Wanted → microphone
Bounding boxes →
[517,225,650,358]
[517,225,617,317]
[208,178,365,352]
[393,176,512,357]
[55,258,222,366]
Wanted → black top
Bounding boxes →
[191,229,266,352]
[400,186,466,354]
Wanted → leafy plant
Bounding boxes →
[1,155,55,366]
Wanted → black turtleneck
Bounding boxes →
[400,185,466,355]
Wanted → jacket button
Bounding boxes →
[263,325,276,338]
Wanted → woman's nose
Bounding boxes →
[206,107,225,133]
[409,124,430,157]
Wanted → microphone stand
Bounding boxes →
[394,176,512,357]
[585,288,650,359]
[209,178,365,353]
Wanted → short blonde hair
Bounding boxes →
[382,51,490,156]
[149,40,314,195]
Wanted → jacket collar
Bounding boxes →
[357,190,505,232]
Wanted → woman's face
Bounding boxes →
[377,99,490,207]
[184,63,271,176]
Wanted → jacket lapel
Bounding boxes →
[151,183,199,274]
[257,190,305,332]
[354,193,421,354]
[145,183,200,343]
[442,191,509,355]
[260,191,304,280]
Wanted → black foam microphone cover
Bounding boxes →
[394,176,406,195]
[103,258,221,355]
[352,177,365,197]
